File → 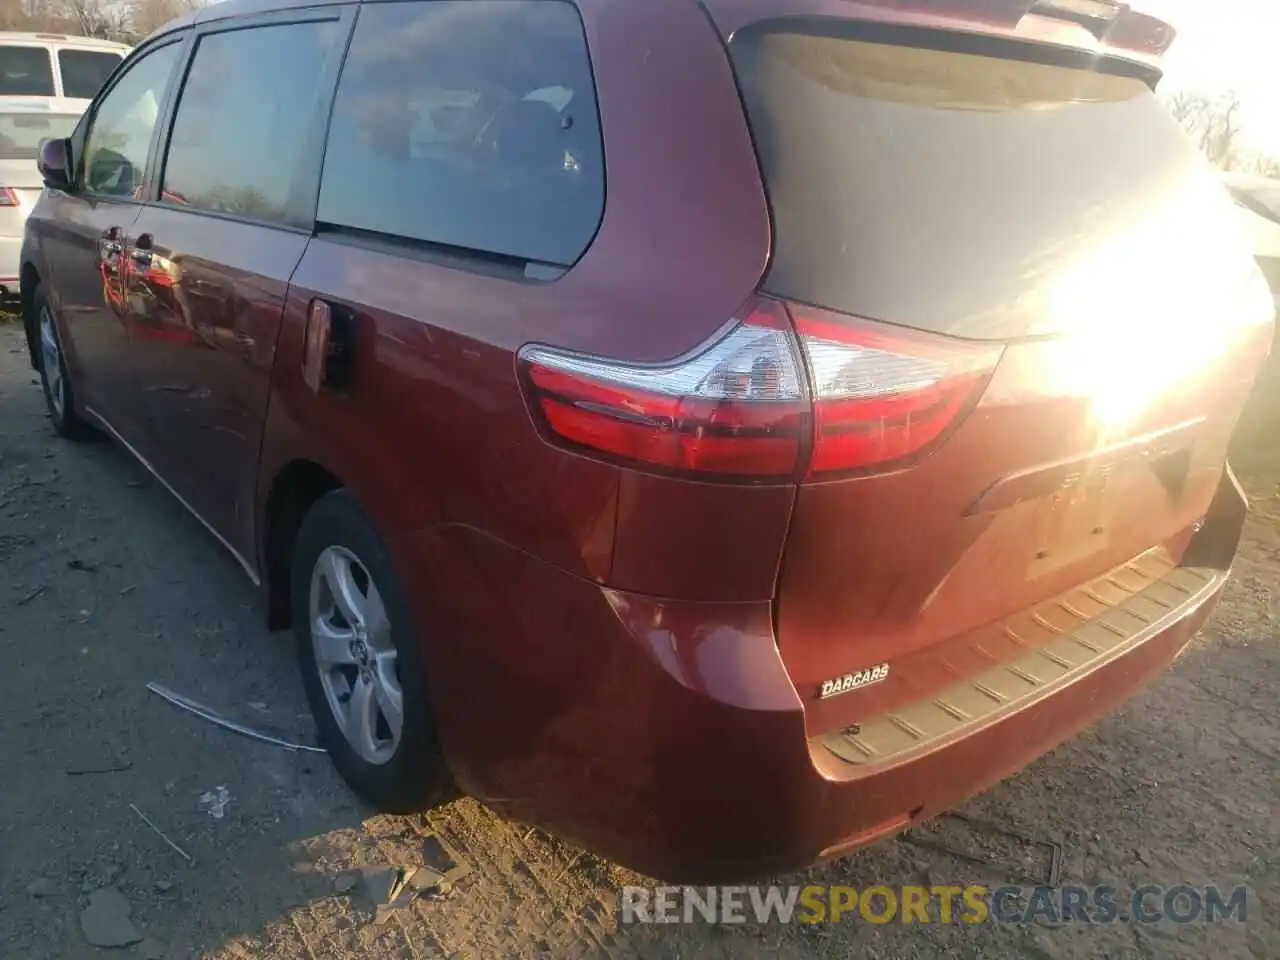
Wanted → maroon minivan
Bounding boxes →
[20,0,1275,881]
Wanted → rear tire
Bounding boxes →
[33,284,94,441]
[292,489,450,812]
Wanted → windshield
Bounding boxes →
[0,112,79,158]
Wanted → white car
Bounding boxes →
[1225,173,1280,313]
[0,99,87,298]
[0,33,129,297]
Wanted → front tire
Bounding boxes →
[33,285,94,441]
[292,489,450,812]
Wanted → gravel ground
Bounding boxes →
[0,318,1276,959]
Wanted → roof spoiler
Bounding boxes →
[706,0,1176,80]
[1028,0,1175,55]
[918,0,1176,70]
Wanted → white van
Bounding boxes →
[0,34,129,295]
[1225,173,1280,312]
[0,98,84,295]
[0,32,129,105]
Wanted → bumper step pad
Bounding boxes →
[819,563,1223,767]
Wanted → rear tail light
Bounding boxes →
[0,188,19,207]
[519,299,810,479]
[518,299,1001,481]
[790,305,1003,478]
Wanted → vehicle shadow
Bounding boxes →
[0,367,430,957]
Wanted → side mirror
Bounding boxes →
[37,137,72,190]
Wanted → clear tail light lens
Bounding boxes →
[518,299,811,479]
[792,305,1002,478]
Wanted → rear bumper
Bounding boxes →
[401,468,1246,882]
[806,567,1224,865]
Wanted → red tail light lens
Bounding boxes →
[791,305,1002,478]
[0,188,18,207]
[518,299,811,479]
[519,299,1000,481]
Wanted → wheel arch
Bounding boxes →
[261,458,343,630]
[20,260,42,370]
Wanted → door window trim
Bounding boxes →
[75,33,193,204]
[150,4,357,233]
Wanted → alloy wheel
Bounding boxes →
[39,306,64,418]
[309,545,404,764]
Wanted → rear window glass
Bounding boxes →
[59,49,123,99]
[0,111,78,158]
[318,0,604,268]
[729,23,1211,337]
[0,45,54,95]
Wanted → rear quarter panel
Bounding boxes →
[262,0,779,598]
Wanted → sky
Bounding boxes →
[1139,0,1280,157]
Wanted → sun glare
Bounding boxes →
[1040,173,1273,434]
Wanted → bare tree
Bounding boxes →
[0,0,27,28]
[0,0,69,31]
[60,0,129,40]
[1206,92,1243,170]
[1162,89,1248,170]
[1246,155,1280,180]
[0,0,202,40]
[1165,90,1209,128]
[130,0,204,38]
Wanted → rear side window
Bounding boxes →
[160,20,341,224]
[59,49,124,99]
[318,0,604,268]
[0,45,54,95]
[729,22,1210,337]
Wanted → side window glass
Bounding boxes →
[159,21,341,225]
[83,43,181,199]
[59,50,125,100]
[0,45,55,95]
[318,0,605,268]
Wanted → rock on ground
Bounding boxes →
[80,886,142,948]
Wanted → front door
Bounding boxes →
[37,38,184,436]
[122,10,349,560]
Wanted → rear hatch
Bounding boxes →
[725,16,1275,731]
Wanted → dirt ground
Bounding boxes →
[0,317,1276,960]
